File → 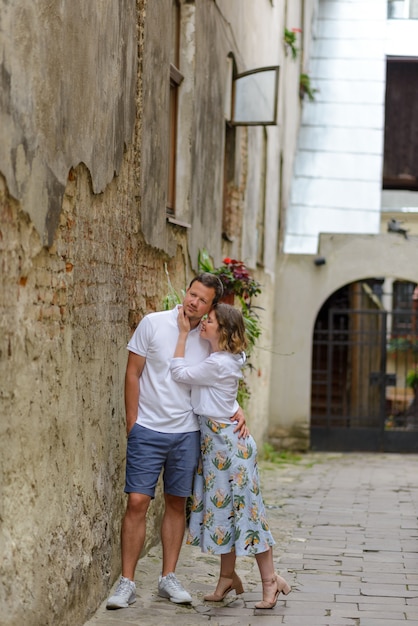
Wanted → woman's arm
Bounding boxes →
[171,355,220,386]
[172,306,221,385]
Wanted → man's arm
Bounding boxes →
[125,351,146,435]
[231,405,249,439]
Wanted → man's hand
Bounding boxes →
[231,406,249,439]
[126,419,136,437]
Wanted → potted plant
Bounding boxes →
[283,27,302,60]
[388,336,418,356]
[404,367,418,428]
[406,368,418,392]
[299,73,318,101]
[198,249,263,409]
[198,250,261,304]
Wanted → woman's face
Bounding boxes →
[200,309,219,346]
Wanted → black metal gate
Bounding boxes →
[311,281,418,452]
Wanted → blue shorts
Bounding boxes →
[125,424,200,498]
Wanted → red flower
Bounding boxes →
[292,27,302,33]
[223,257,232,264]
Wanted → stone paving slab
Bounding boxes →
[84,452,418,625]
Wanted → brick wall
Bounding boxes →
[0,131,186,626]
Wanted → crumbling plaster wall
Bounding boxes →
[0,157,183,624]
[0,0,137,246]
[0,1,190,624]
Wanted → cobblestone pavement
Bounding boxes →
[84,452,418,625]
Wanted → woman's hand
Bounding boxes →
[177,305,191,334]
[173,306,190,358]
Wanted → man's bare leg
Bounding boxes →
[161,493,187,576]
[121,492,151,580]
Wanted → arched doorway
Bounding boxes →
[311,277,418,452]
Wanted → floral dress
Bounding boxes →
[186,417,275,555]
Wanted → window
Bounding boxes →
[392,280,417,336]
[222,58,279,244]
[388,0,418,18]
[167,0,183,215]
[231,66,279,126]
[256,128,267,266]
[222,55,241,243]
[222,121,239,242]
[383,58,418,191]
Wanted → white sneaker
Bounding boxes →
[106,576,136,609]
[158,572,192,604]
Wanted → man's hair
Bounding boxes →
[189,273,224,305]
[214,303,248,353]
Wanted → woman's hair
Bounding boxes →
[214,303,248,354]
[189,273,224,305]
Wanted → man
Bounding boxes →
[107,273,247,609]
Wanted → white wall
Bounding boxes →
[284,0,387,254]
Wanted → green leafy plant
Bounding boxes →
[261,443,302,465]
[162,262,183,310]
[283,27,301,60]
[198,249,263,409]
[406,368,418,391]
[299,73,318,102]
[241,303,262,354]
[388,337,418,355]
[237,379,251,411]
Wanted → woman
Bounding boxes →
[170,303,291,609]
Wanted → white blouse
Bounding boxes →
[170,351,245,424]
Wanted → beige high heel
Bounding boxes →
[255,572,291,609]
[204,571,244,601]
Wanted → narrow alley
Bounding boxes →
[85,452,418,626]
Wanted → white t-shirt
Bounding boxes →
[127,306,210,433]
[170,351,245,424]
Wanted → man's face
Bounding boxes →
[182,282,216,325]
